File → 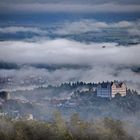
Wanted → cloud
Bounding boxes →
[0,3,140,13]
[55,20,140,35]
[0,38,139,66]
[55,20,108,35]
[128,29,140,36]
[1,20,139,39]
[112,21,134,28]
[0,26,47,35]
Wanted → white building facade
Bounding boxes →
[111,82,126,97]
[97,81,127,98]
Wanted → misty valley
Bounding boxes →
[0,81,139,119]
[0,0,140,139]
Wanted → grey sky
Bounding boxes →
[0,0,140,13]
[1,0,140,5]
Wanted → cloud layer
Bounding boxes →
[1,20,139,39]
[0,39,139,66]
[0,26,47,35]
[55,20,140,35]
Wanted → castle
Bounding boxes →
[97,81,127,99]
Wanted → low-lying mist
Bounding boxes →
[0,65,140,92]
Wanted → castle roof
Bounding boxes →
[113,82,125,88]
[98,81,125,89]
[99,82,111,88]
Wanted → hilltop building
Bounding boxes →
[97,82,112,98]
[97,81,127,99]
[111,82,126,97]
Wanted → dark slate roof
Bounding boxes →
[113,82,124,88]
[100,82,111,88]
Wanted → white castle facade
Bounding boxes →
[97,81,127,98]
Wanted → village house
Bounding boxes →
[97,81,127,99]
